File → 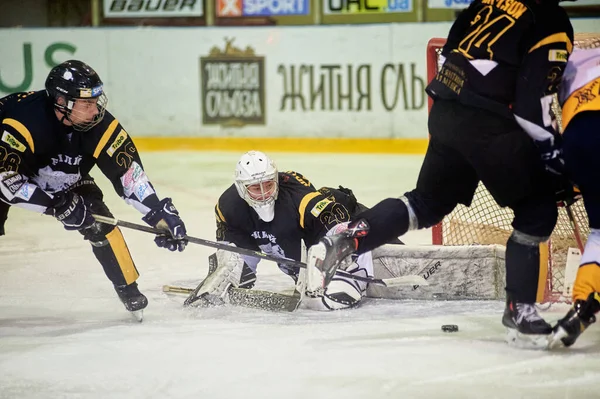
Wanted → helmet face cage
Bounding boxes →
[234,151,279,213]
[45,60,108,132]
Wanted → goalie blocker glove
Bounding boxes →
[142,197,188,252]
[47,191,95,231]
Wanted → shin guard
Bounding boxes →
[91,227,139,286]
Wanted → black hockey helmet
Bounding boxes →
[45,60,108,131]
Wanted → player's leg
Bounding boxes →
[0,200,8,236]
[304,99,479,292]
[467,106,558,345]
[72,178,147,314]
[351,101,480,254]
[552,111,600,347]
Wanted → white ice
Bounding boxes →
[1,152,599,399]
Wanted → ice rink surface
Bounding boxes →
[1,152,599,399]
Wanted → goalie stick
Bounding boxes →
[163,285,301,312]
[92,214,427,288]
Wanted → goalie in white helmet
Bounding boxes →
[191,150,375,311]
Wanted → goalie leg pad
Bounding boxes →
[301,277,362,311]
[300,252,371,311]
[185,248,245,307]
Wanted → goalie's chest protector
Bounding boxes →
[247,180,314,262]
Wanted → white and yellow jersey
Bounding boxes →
[559,46,600,130]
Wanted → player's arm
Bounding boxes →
[215,199,261,271]
[0,120,54,212]
[0,120,94,230]
[93,118,161,213]
[298,188,353,247]
[93,116,186,250]
[512,16,574,168]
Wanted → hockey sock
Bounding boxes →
[91,227,139,286]
[505,231,547,303]
[572,230,600,301]
[353,198,410,254]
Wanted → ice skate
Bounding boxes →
[305,234,359,297]
[115,282,148,322]
[502,297,552,349]
[549,292,600,349]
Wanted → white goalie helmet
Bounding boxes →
[234,151,279,222]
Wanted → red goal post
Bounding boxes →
[425,37,590,303]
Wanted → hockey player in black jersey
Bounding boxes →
[190,150,374,311]
[305,0,574,346]
[0,60,187,320]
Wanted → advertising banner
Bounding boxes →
[103,0,204,18]
[323,0,412,14]
[217,0,310,17]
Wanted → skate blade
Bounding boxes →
[505,328,549,350]
[130,310,144,323]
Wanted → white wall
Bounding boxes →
[0,20,598,138]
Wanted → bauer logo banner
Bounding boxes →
[217,0,310,17]
[103,0,204,18]
[427,0,473,9]
[323,0,412,14]
[200,39,266,127]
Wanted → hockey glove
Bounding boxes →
[142,197,188,252]
[535,137,565,177]
[49,191,95,231]
[555,180,582,208]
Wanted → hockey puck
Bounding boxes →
[442,324,459,333]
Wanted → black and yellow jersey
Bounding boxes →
[426,0,573,142]
[215,171,359,275]
[0,90,160,213]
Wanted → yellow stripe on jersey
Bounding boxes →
[536,241,550,303]
[215,202,226,223]
[93,119,119,158]
[299,192,321,229]
[528,32,573,54]
[106,227,139,285]
[562,78,600,130]
[3,118,35,153]
[572,263,600,302]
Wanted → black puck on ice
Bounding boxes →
[442,324,459,333]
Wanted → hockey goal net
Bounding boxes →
[426,35,597,303]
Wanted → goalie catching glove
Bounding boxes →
[142,197,187,252]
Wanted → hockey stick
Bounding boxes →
[163,285,300,312]
[92,214,427,288]
[565,204,585,253]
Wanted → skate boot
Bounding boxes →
[502,296,552,349]
[304,220,369,297]
[549,292,600,348]
[115,282,148,322]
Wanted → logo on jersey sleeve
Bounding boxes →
[106,129,128,157]
[310,198,332,217]
[549,49,568,63]
[1,131,26,152]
